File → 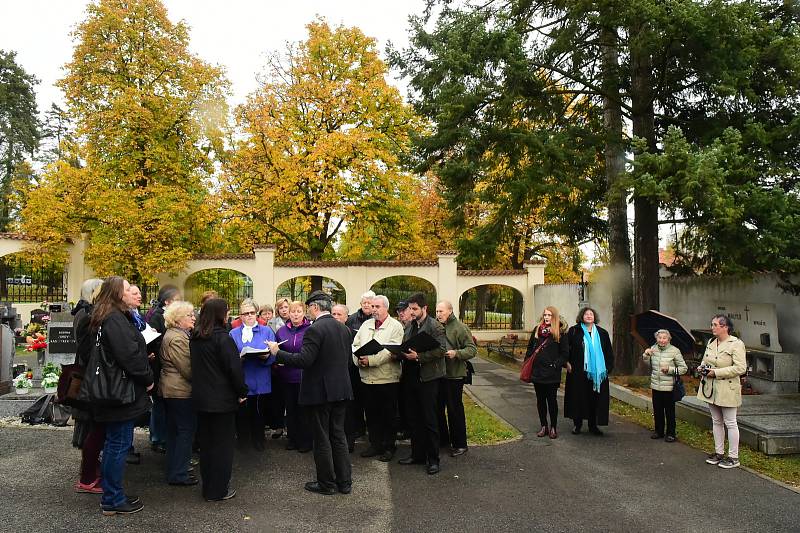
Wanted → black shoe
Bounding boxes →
[665,435,676,443]
[125,452,141,465]
[127,496,140,505]
[588,426,604,436]
[378,449,395,462]
[360,447,382,458]
[651,433,664,440]
[426,463,440,475]
[168,476,199,486]
[286,443,298,451]
[102,501,144,515]
[398,456,425,465]
[571,426,582,435]
[297,447,312,454]
[337,483,352,494]
[206,489,237,502]
[304,481,336,495]
[271,430,284,439]
[450,447,468,457]
[151,444,166,454]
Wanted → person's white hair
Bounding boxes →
[164,301,194,329]
[373,295,389,309]
[80,278,104,302]
[654,329,672,340]
[360,290,376,302]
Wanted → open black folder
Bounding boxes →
[353,332,442,358]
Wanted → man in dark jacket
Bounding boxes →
[268,290,354,495]
[397,292,447,475]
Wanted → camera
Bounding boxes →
[698,364,714,378]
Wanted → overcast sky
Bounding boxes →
[0,0,427,114]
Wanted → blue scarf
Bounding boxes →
[131,309,146,331]
[581,323,607,392]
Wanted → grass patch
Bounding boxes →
[464,393,520,445]
[610,398,800,487]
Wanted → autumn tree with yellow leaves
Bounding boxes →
[221,20,419,261]
[20,0,228,281]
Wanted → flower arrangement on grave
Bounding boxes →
[12,373,33,390]
[24,322,44,337]
[41,362,60,377]
[41,372,60,392]
[25,332,47,352]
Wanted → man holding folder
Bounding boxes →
[397,292,447,475]
[351,295,405,462]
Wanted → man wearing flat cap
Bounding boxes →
[268,290,354,495]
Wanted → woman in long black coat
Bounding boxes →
[190,298,248,502]
[564,307,614,435]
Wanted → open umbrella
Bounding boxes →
[630,310,695,356]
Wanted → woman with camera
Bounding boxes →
[642,329,687,443]
[699,315,747,469]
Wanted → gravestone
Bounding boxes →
[46,311,77,366]
[714,301,783,352]
[0,324,13,394]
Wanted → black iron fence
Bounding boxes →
[459,284,524,330]
[276,277,345,306]
[0,255,66,303]
[184,269,253,308]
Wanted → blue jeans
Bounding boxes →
[164,398,196,483]
[149,395,167,446]
[101,419,135,508]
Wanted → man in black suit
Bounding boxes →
[268,290,354,495]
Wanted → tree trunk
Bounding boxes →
[310,276,323,293]
[630,17,661,316]
[512,289,523,330]
[600,23,634,375]
[475,285,488,329]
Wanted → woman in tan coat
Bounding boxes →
[160,300,197,485]
[698,315,747,469]
[642,329,687,442]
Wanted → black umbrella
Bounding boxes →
[630,310,695,356]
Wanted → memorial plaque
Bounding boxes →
[714,301,782,352]
[46,318,77,366]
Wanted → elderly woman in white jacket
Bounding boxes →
[643,329,687,443]
[351,294,405,462]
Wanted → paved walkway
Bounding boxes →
[0,356,797,532]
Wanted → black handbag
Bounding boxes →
[672,362,686,402]
[79,327,136,407]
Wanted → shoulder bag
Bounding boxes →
[672,361,686,402]
[79,326,136,406]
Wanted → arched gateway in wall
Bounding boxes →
[0,235,545,337]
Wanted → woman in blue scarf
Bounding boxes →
[564,307,614,436]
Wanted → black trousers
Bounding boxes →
[284,382,312,449]
[307,401,351,490]
[363,382,399,453]
[533,382,560,429]
[236,393,269,448]
[437,378,467,449]
[402,377,441,464]
[345,363,366,446]
[652,390,677,437]
[267,375,286,430]
[197,411,236,500]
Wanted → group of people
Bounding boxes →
[522,305,746,469]
[68,277,479,515]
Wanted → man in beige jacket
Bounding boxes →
[351,295,405,462]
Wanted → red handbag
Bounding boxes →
[520,337,548,382]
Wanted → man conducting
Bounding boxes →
[435,300,477,457]
[267,290,353,495]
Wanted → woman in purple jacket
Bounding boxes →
[229,298,275,451]
[274,301,313,452]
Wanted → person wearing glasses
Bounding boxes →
[229,298,276,452]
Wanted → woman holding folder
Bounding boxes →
[229,298,276,452]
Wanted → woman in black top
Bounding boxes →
[524,306,569,439]
[89,277,154,516]
[190,299,248,502]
